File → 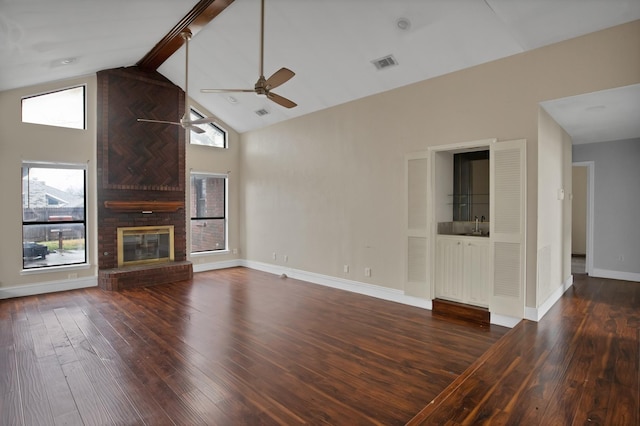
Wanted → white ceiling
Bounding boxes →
[2,0,639,138]
[541,84,640,145]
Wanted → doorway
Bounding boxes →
[571,162,594,275]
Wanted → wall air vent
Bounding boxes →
[371,54,398,70]
[255,108,269,116]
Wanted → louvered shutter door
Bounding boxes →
[405,153,429,298]
[490,140,526,318]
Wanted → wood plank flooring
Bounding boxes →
[0,267,507,425]
[1,268,638,425]
[408,273,640,425]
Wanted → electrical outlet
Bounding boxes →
[343,265,349,273]
[232,248,238,255]
[272,252,277,260]
[68,273,78,279]
[364,267,371,277]
[283,255,288,262]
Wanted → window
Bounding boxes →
[22,86,86,129]
[22,163,87,269]
[190,173,227,253]
[189,107,227,148]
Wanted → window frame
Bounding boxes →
[21,162,88,271]
[190,172,228,254]
[189,107,227,149]
[21,85,87,130]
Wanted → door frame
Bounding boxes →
[572,161,594,275]
[427,138,496,301]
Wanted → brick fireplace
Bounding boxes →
[96,67,192,291]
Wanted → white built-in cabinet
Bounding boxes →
[405,138,526,320]
[435,235,490,307]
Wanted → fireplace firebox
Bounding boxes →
[117,225,174,267]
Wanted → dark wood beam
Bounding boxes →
[137,0,235,71]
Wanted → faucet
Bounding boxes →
[474,216,479,233]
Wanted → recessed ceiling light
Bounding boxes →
[227,96,238,104]
[396,18,411,31]
[60,57,76,65]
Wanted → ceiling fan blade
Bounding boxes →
[139,31,222,134]
[137,118,181,126]
[267,92,297,109]
[201,88,255,94]
[265,68,294,90]
[188,116,218,125]
[186,125,206,134]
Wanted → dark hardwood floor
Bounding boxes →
[408,273,640,425]
[0,268,637,425]
[0,267,506,425]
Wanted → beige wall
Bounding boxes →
[0,75,98,287]
[572,167,588,255]
[240,20,640,308]
[1,20,638,308]
[186,99,241,267]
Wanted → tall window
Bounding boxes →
[189,107,227,148]
[22,86,86,129]
[190,173,227,253]
[22,163,87,269]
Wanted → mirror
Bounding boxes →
[453,150,489,222]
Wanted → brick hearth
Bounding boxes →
[98,261,192,291]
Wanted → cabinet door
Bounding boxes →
[464,239,491,307]
[405,153,429,298]
[435,238,464,302]
[490,139,526,318]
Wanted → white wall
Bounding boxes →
[573,138,640,281]
[240,20,640,310]
[537,107,573,306]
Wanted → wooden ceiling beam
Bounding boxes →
[137,0,234,71]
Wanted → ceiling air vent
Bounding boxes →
[255,108,269,116]
[371,54,398,70]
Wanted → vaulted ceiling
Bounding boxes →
[2,0,639,139]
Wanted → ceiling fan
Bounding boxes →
[137,31,215,134]
[201,0,297,109]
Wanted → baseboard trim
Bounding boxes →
[2,259,533,330]
[525,275,574,322]
[0,276,97,300]
[192,259,243,273]
[591,268,640,282]
[490,314,522,328]
[242,260,432,310]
